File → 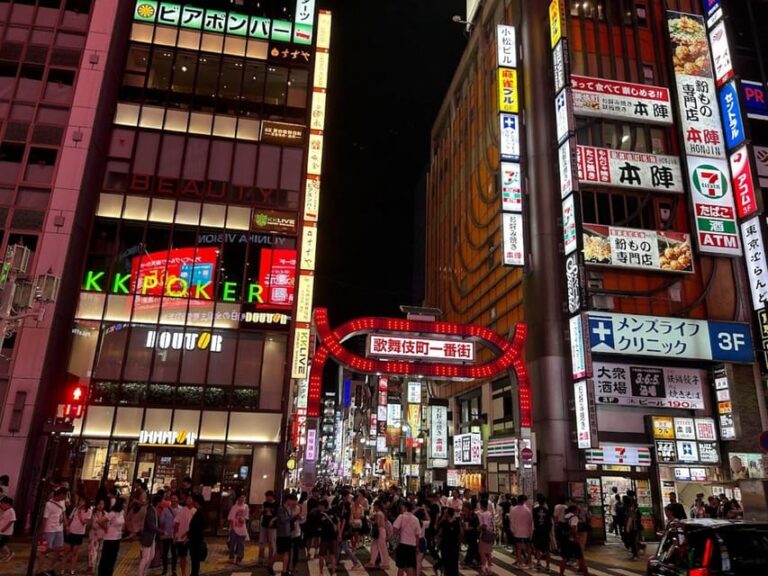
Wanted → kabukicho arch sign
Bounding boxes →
[304,308,531,428]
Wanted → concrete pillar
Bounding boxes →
[520,0,578,497]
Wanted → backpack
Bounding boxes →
[555,516,572,543]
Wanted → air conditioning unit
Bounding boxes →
[590,294,615,310]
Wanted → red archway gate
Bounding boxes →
[305,308,531,429]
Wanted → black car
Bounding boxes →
[648,519,768,576]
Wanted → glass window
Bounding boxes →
[232,143,257,186]
[149,199,175,224]
[125,45,150,75]
[122,195,150,220]
[188,112,213,135]
[201,204,226,228]
[226,206,250,230]
[139,106,165,130]
[75,293,106,321]
[206,329,237,386]
[199,411,227,441]
[68,320,101,379]
[200,33,223,53]
[133,131,161,174]
[218,58,243,102]
[94,324,129,380]
[172,51,197,94]
[147,49,173,91]
[243,62,266,106]
[114,103,140,126]
[224,37,246,57]
[208,141,233,182]
[151,332,182,383]
[246,40,268,60]
[260,336,286,410]
[177,30,200,50]
[183,138,209,180]
[123,326,153,381]
[236,118,260,141]
[103,295,133,321]
[287,69,309,108]
[195,55,219,98]
[233,333,263,387]
[109,129,135,159]
[130,23,154,43]
[82,406,115,438]
[256,145,280,189]
[153,26,177,47]
[158,134,185,178]
[164,110,189,133]
[96,194,124,218]
[213,115,237,138]
[280,148,304,191]
[264,66,288,106]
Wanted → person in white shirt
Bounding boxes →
[0,496,16,562]
[227,495,250,565]
[88,499,107,573]
[174,495,196,576]
[477,501,496,575]
[64,496,92,574]
[448,490,464,512]
[393,501,422,576]
[98,497,125,576]
[42,487,68,573]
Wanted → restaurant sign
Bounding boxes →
[576,145,683,193]
[571,75,672,125]
[593,361,706,409]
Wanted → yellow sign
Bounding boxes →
[652,416,675,439]
[549,0,564,48]
[407,404,421,436]
[498,68,519,113]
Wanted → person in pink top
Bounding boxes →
[509,494,533,567]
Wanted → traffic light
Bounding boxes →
[63,384,86,419]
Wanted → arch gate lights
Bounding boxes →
[305,308,532,429]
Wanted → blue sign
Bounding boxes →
[719,81,746,151]
[741,80,768,121]
[702,0,722,26]
[706,321,754,363]
[587,312,754,363]
[342,378,352,408]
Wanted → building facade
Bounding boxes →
[424,0,768,534]
[0,0,328,529]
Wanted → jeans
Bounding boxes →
[161,537,177,574]
[88,536,102,570]
[98,540,120,576]
[138,541,156,576]
[339,539,361,566]
[229,533,246,562]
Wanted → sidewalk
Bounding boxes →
[1,536,263,576]
[582,537,658,572]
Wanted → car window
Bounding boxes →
[657,528,708,569]
[717,529,768,575]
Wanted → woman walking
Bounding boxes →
[477,501,495,575]
[187,494,206,576]
[366,501,390,569]
[65,496,92,575]
[88,499,107,573]
[98,497,125,576]
[438,508,461,576]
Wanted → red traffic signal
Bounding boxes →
[63,385,86,419]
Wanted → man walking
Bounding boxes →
[139,494,162,576]
[510,494,533,568]
[228,494,250,566]
[42,487,69,573]
[270,493,298,576]
[259,491,278,567]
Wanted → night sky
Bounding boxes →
[313,0,466,326]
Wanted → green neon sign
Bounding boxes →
[133,0,312,45]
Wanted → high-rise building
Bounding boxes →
[424,0,768,530]
[0,0,329,529]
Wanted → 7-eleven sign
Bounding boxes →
[693,164,729,198]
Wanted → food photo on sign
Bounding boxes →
[582,225,693,273]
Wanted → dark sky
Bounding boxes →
[313,0,466,326]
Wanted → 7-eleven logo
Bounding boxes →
[614,446,627,463]
[693,164,728,199]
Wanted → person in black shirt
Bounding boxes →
[461,503,480,567]
[438,508,461,576]
[667,492,687,520]
[258,491,278,567]
[317,501,338,576]
[499,495,513,549]
[532,494,553,572]
[187,495,206,576]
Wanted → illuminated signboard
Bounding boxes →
[499,114,520,160]
[500,162,522,213]
[294,0,316,44]
[574,379,596,449]
[131,247,218,299]
[741,80,768,121]
[252,210,298,234]
[305,428,317,461]
[290,327,311,379]
[582,224,693,274]
[651,415,720,465]
[593,361,706,409]
[730,147,759,219]
[367,334,475,362]
[502,212,525,266]
[496,25,516,68]
[585,445,651,467]
[709,20,733,87]
[549,0,565,48]
[498,68,519,113]
[145,329,223,352]
[588,311,754,363]
[258,249,297,309]
[260,121,306,145]
[132,1,312,45]
[576,145,683,193]
[453,433,482,466]
[720,81,746,151]
[739,219,768,310]
[139,430,197,447]
[562,194,577,256]
[407,381,421,404]
[571,75,673,125]
[430,405,448,460]
[570,314,589,380]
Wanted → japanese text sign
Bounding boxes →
[593,362,706,409]
[549,0,565,48]
[586,445,651,466]
[667,12,725,159]
[582,224,693,274]
[497,25,517,68]
[702,0,723,28]
[687,156,741,256]
[502,212,525,266]
[572,75,673,126]
[730,148,759,219]
[588,311,754,363]
[740,217,768,311]
[576,145,683,193]
[562,194,578,256]
[499,114,520,160]
[574,379,597,449]
[709,21,733,87]
[555,88,573,145]
[719,81,746,151]
[430,405,448,460]
[367,334,475,362]
[453,433,482,466]
[570,314,589,380]
[500,162,522,213]
[498,68,519,113]
[559,141,576,198]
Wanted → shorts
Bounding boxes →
[396,544,417,569]
[44,531,64,550]
[560,540,583,560]
[65,533,85,547]
[319,539,337,557]
[277,536,292,554]
[533,530,549,551]
[175,542,189,558]
[0,535,9,548]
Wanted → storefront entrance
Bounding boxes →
[136,449,194,495]
[584,473,656,542]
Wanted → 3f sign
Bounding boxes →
[718,332,746,351]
